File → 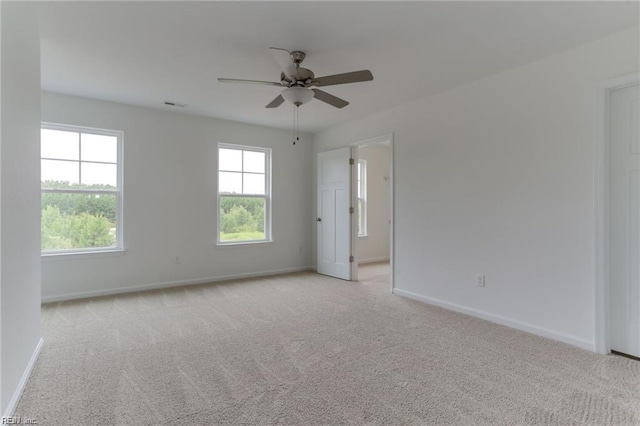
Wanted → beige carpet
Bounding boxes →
[15,263,640,425]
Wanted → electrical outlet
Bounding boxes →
[476,275,485,287]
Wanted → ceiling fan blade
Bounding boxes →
[312,89,349,109]
[269,47,297,78]
[312,70,373,87]
[218,78,282,86]
[266,94,285,108]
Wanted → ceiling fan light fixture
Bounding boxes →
[281,87,314,107]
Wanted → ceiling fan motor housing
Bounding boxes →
[283,68,314,87]
[295,68,314,82]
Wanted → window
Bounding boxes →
[357,159,367,237]
[218,144,271,244]
[41,123,123,254]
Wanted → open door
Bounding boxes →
[610,82,640,358]
[317,147,354,280]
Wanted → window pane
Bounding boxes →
[357,162,363,197]
[41,160,79,187]
[219,148,242,172]
[81,133,117,163]
[243,173,265,195]
[41,192,117,251]
[41,129,79,160]
[219,171,242,194]
[243,150,265,173]
[81,162,117,188]
[219,196,265,242]
[358,199,364,235]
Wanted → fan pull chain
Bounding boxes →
[293,105,301,145]
[292,106,296,145]
[296,106,300,145]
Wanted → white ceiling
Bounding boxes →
[36,1,638,133]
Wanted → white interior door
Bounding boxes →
[610,82,640,357]
[317,147,353,280]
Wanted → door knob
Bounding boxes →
[316,217,322,222]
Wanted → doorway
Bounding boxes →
[315,134,394,290]
[352,134,394,292]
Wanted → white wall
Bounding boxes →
[357,144,390,263]
[313,27,640,350]
[0,2,43,415]
[41,93,313,301]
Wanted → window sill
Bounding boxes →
[217,240,273,247]
[42,248,126,261]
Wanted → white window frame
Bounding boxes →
[41,122,124,256]
[358,159,367,237]
[217,143,272,246]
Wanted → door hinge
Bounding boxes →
[349,158,355,165]
[349,255,354,263]
[349,207,354,214]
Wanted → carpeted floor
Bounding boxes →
[15,263,640,425]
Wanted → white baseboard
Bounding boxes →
[42,266,313,303]
[357,257,390,265]
[3,337,44,418]
[392,288,594,352]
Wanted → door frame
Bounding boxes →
[350,133,395,292]
[594,73,640,354]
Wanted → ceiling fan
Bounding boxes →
[218,47,373,109]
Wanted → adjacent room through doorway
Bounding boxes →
[354,135,393,290]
